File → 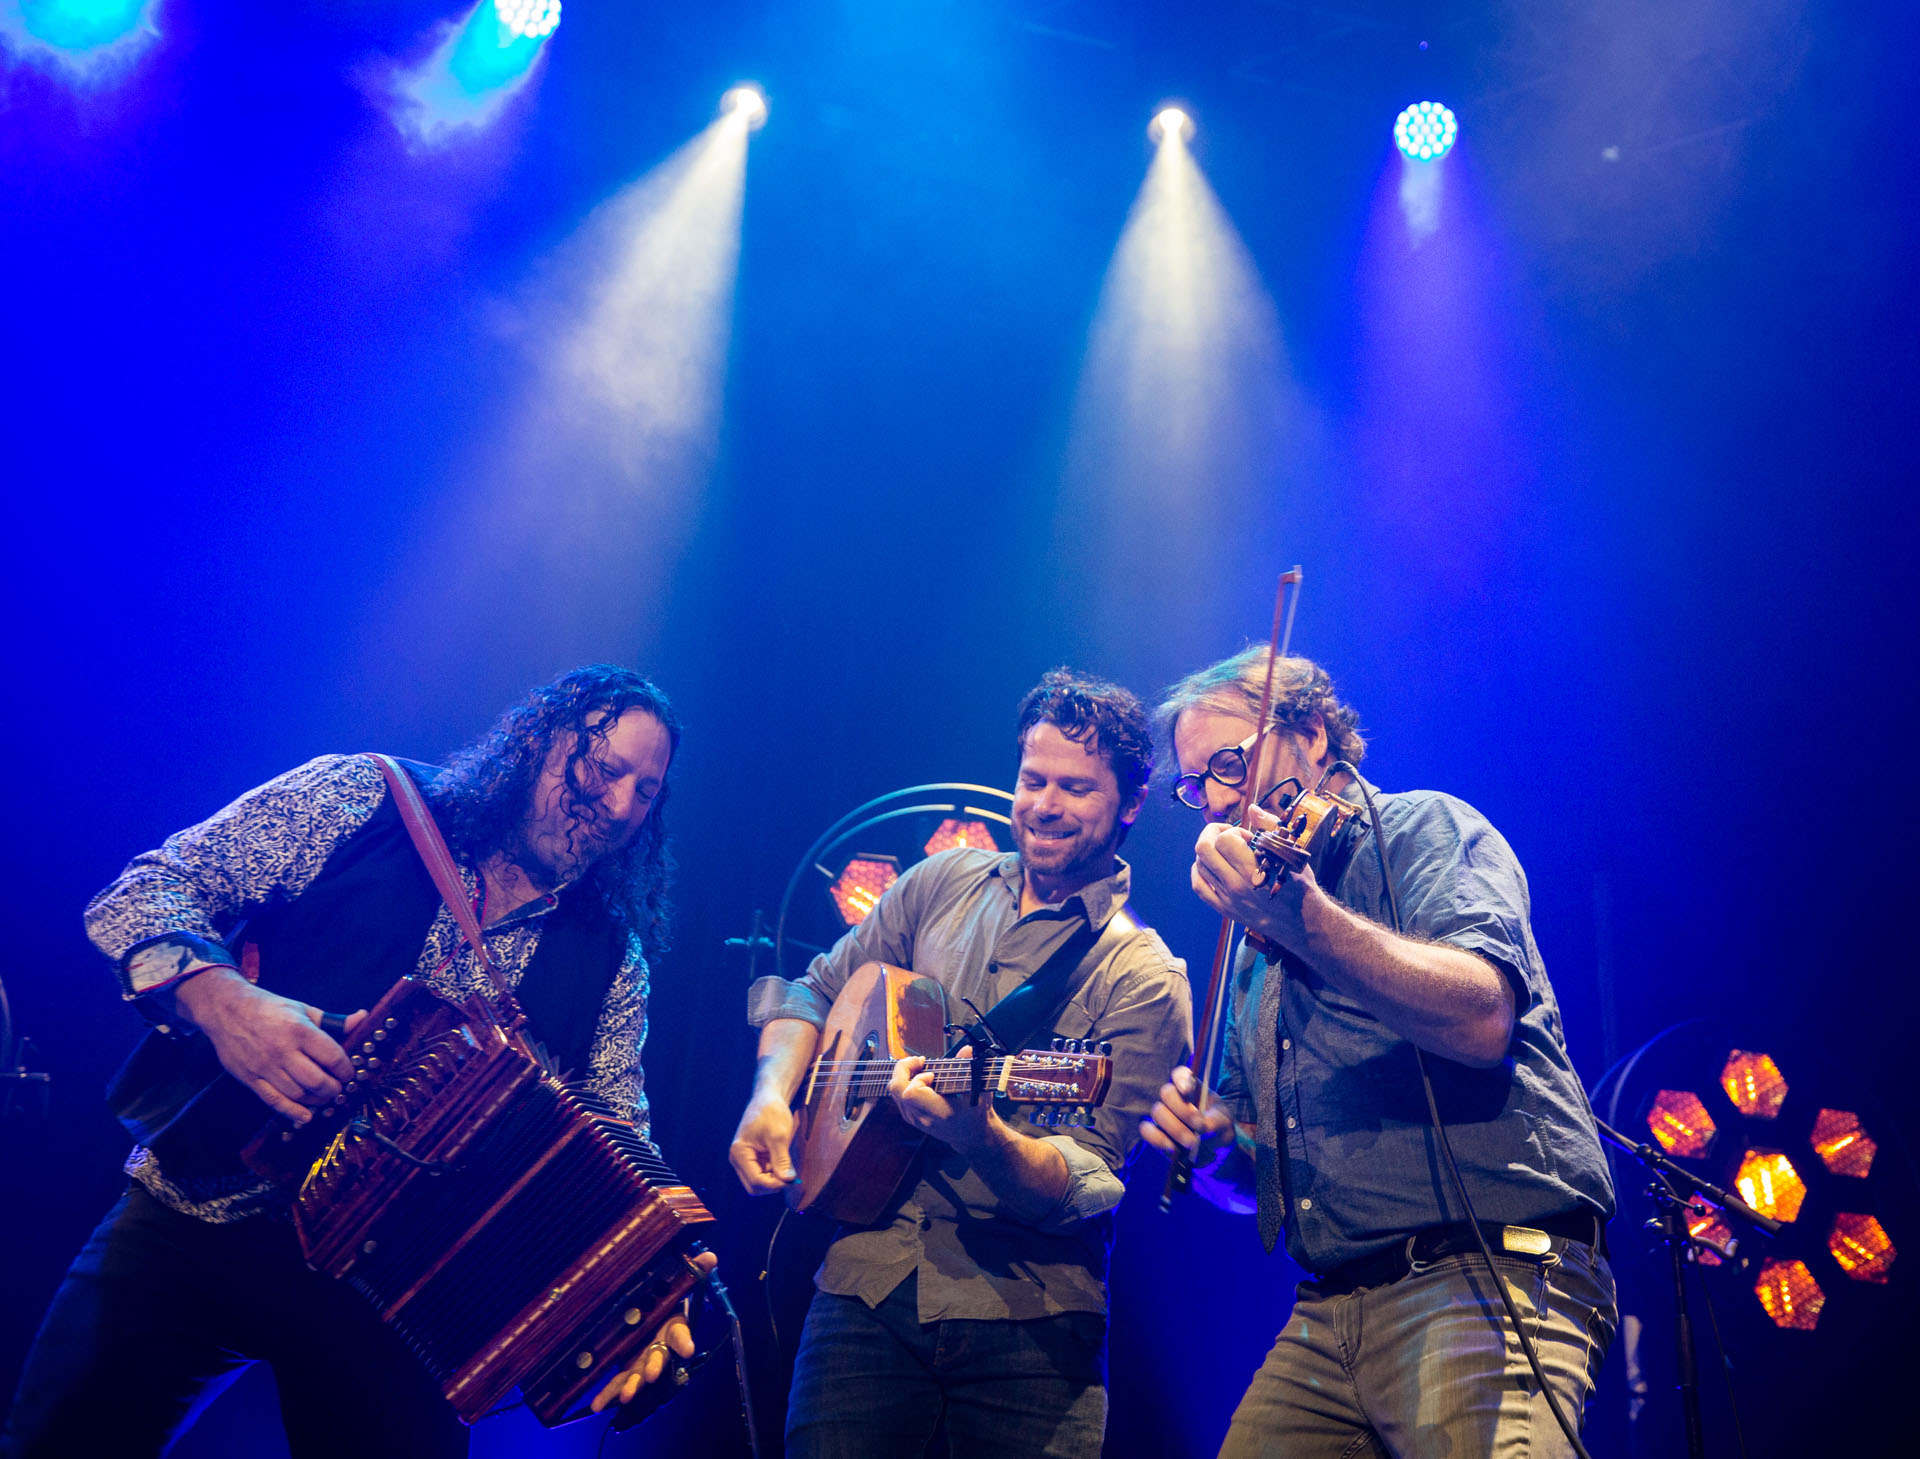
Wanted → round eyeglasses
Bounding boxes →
[1172,732,1305,814]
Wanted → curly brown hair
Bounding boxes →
[428,665,681,953]
[1155,648,1367,771]
[1015,668,1155,798]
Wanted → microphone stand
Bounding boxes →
[1594,1115,1779,1459]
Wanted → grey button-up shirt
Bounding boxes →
[1208,782,1615,1274]
[748,847,1190,1321]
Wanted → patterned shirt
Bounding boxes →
[748,848,1190,1321]
[86,754,650,1223]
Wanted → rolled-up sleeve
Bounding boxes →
[1023,946,1191,1231]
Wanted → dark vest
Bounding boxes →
[107,759,628,1183]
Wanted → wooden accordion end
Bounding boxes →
[242,976,714,1427]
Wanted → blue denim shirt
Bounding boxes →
[1210,782,1615,1274]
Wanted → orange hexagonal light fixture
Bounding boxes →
[1828,1213,1897,1284]
[923,818,999,857]
[1721,1050,1789,1118]
[828,856,899,927]
[1811,1108,1878,1179]
[1687,1207,1737,1267]
[1734,1150,1808,1224]
[1647,1089,1718,1158]
[1755,1259,1826,1331]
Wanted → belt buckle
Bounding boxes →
[1500,1224,1552,1257]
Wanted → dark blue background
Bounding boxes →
[4,2,1914,1454]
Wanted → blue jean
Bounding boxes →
[1219,1242,1617,1459]
[1,1185,466,1459]
[786,1276,1108,1459]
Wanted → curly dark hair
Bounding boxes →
[428,665,682,954]
[1154,648,1367,772]
[1014,668,1155,809]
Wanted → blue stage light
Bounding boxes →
[14,0,149,52]
[1394,101,1457,162]
[493,0,559,41]
[723,84,768,129]
[448,0,554,95]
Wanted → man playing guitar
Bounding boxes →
[730,668,1191,1459]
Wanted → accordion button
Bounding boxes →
[624,1309,643,1326]
[362,1240,378,1254]
[575,1352,594,1369]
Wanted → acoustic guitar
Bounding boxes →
[787,961,1113,1224]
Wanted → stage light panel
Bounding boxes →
[923,819,998,857]
[13,0,149,52]
[723,84,768,129]
[1721,1049,1789,1118]
[1647,1089,1717,1158]
[829,856,899,927]
[1828,1213,1896,1284]
[1755,1259,1826,1331]
[1393,101,1457,162]
[1811,1107,1877,1178]
[494,0,559,40]
[1151,107,1192,143]
[1735,1150,1808,1224]
[1687,1207,1736,1267]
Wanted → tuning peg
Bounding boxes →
[1066,1038,1082,1054]
[1051,1037,1064,1052]
[1098,1041,1112,1057]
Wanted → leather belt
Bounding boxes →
[1311,1209,1607,1295]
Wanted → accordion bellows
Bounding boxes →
[244,977,713,1426]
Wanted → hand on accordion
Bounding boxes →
[588,1250,719,1414]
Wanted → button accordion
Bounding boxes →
[242,975,713,1426]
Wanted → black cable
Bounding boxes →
[762,1205,792,1354]
[1348,774,1597,1459]
[1687,1219,1751,1459]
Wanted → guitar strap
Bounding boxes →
[944,903,1141,1059]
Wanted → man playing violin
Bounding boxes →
[3,666,706,1459]
[1141,648,1616,1458]
[731,668,1191,1459]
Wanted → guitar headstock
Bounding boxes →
[1004,1037,1113,1126]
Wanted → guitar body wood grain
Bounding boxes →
[788,962,947,1224]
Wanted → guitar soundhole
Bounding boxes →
[845,1032,880,1123]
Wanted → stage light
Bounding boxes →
[1811,1108,1877,1178]
[1755,1259,1826,1331]
[6,0,152,58]
[1734,1150,1808,1224]
[723,84,768,130]
[1828,1213,1897,1284]
[494,0,559,40]
[449,0,552,95]
[1647,1089,1717,1158]
[923,819,998,857]
[1687,1207,1736,1267]
[1151,107,1193,144]
[828,856,900,927]
[1722,1050,1789,1118]
[1393,101,1457,162]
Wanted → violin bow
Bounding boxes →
[1161,566,1302,1209]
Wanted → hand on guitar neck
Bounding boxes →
[731,970,1114,1225]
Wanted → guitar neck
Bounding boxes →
[805,1053,1102,1104]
